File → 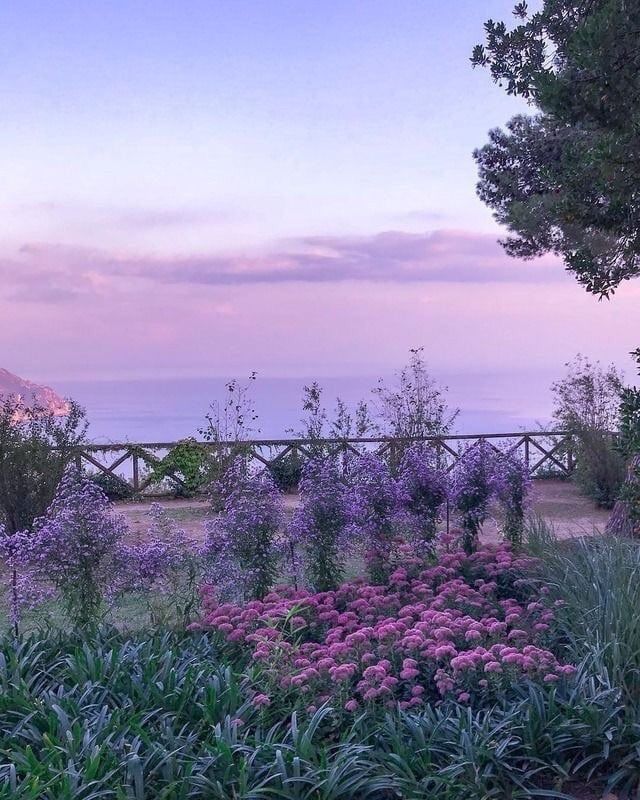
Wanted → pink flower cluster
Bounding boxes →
[192,542,575,711]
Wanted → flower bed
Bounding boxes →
[192,539,575,712]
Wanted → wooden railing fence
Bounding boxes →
[72,431,577,495]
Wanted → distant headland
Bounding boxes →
[0,368,69,416]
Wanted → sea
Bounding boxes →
[58,369,557,445]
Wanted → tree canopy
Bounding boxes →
[472,0,640,296]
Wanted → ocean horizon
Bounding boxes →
[57,369,558,445]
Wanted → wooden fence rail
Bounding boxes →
[72,431,577,495]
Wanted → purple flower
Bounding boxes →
[204,458,285,601]
[397,444,449,543]
[344,454,403,583]
[114,503,202,623]
[492,453,531,548]
[25,467,128,627]
[291,457,349,591]
[451,442,496,553]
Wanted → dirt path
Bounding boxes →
[116,479,610,543]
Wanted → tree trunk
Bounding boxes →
[606,453,640,537]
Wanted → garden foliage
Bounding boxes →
[396,443,448,544]
[26,468,128,629]
[195,540,572,715]
[0,398,86,535]
[473,0,640,296]
[292,456,349,591]
[204,459,285,601]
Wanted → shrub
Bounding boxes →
[345,454,403,583]
[493,453,531,548]
[293,457,349,591]
[608,348,640,536]
[0,397,86,534]
[26,467,128,628]
[204,459,285,601]
[148,438,211,497]
[397,443,448,545]
[619,348,640,460]
[268,449,304,492]
[116,504,202,625]
[90,470,135,501]
[573,427,625,508]
[450,443,496,554]
[550,355,627,508]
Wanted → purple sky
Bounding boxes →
[1,1,638,384]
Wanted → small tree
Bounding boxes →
[551,354,623,433]
[27,468,128,629]
[551,355,625,506]
[293,457,348,591]
[0,398,86,535]
[200,373,260,444]
[199,374,260,496]
[329,397,374,440]
[290,383,374,470]
[296,382,327,446]
[372,348,458,461]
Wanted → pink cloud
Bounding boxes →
[0,229,569,305]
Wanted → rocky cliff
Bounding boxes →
[0,368,69,415]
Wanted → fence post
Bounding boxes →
[132,452,140,492]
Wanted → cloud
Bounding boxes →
[0,246,114,304]
[123,229,566,286]
[0,229,567,304]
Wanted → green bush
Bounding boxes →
[535,532,640,704]
[573,427,626,508]
[90,470,135,501]
[148,439,212,497]
[0,398,86,534]
[268,450,303,492]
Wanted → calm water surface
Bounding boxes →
[59,370,556,444]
